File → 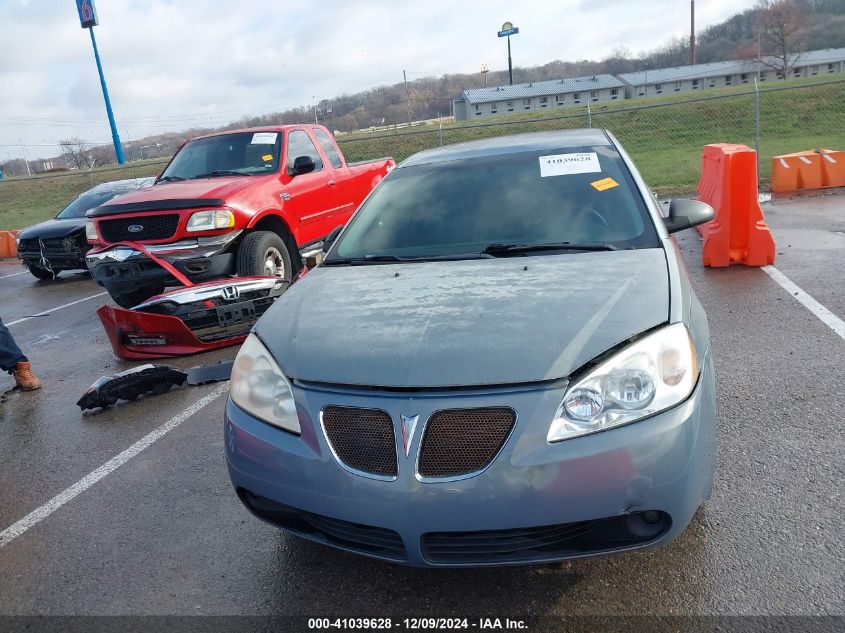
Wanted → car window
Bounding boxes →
[56,185,137,219]
[286,130,324,172]
[333,144,659,259]
[159,132,282,180]
[314,129,343,169]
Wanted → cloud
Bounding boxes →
[0,0,756,159]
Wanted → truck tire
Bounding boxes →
[28,265,57,280]
[111,284,165,309]
[236,231,293,280]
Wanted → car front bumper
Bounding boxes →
[225,354,716,567]
[85,232,241,290]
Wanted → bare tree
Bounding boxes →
[756,0,807,78]
[59,137,100,170]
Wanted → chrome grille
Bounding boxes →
[321,407,397,478]
[418,408,515,479]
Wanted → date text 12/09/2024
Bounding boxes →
[307,618,528,630]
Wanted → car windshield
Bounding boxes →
[158,132,282,181]
[329,144,659,261]
[56,185,136,219]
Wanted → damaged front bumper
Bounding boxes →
[86,231,241,289]
[98,276,288,359]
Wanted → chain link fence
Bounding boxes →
[2,79,843,230]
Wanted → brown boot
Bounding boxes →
[13,361,42,391]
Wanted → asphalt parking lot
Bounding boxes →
[0,194,843,624]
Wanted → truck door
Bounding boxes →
[285,129,335,244]
[312,128,356,227]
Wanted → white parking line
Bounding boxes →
[0,383,229,549]
[0,270,27,280]
[5,292,109,327]
[763,266,845,341]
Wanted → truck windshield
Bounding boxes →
[329,144,659,261]
[159,131,282,181]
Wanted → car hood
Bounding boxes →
[257,248,670,388]
[17,218,86,240]
[95,176,271,212]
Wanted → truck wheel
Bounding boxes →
[236,231,292,280]
[111,284,165,309]
[28,265,57,280]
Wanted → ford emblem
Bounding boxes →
[127,224,144,233]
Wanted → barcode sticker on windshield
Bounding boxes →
[539,152,601,177]
[251,132,278,145]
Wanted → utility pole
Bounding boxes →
[403,70,412,124]
[19,138,31,175]
[690,0,696,65]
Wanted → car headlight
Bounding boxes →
[548,322,699,442]
[230,333,300,434]
[85,221,98,242]
[186,209,235,232]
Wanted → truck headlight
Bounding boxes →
[186,209,235,232]
[85,221,98,242]
[230,333,300,434]
[548,323,699,442]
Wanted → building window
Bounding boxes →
[507,100,513,112]
[475,104,482,116]
[610,88,618,100]
[829,63,836,73]
[793,67,801,77]
[674,81,681,92]
[573,92,580,104]
[810,65,818,75]
[709,78,716,87]
[590,91,598,102]
[555,94,563,105]
[760,72,767,81]
[638,86,645,96]
[540,96,548,107]
[491,102,498,113]
[692,79,699,89]
[523,98,531,109]
[725,75,732,85]
[655,83,663,94]
[740,73,748,83]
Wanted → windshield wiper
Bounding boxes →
[192,170,249,179]
[482,242,618,256]
[157,175,185,183]
[323,253,494,266]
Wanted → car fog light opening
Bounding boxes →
[549,323,699,442]
[230,333,300,434]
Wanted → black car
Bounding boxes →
[16,177,154,280]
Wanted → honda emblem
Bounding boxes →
[221,285,241,301]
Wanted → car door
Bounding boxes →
[312,128,356,227]
[284,129,335,245]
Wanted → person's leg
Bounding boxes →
[0,316,41,390]
[0,316,27,373]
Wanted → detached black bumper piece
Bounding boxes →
[77,365,187,411]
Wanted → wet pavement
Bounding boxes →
[0,193,843,621]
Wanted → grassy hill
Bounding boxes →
[1,78,843,230]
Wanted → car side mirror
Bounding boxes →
[291,156,316,176]
[663,199,714,234]
[322,225,343,253]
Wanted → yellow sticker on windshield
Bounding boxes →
[591,177,619,191]
[262,154,273,162]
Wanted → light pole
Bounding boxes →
[497,22,519,85]
[75,0,125,164]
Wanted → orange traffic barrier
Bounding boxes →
[695,144,776,268]
[0,231,18,258]
[771,149,845,193]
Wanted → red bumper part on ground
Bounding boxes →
[97,276,288,359]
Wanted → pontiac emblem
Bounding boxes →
[400,414,419,457]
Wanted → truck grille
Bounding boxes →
[99,214,179,243]
[418,408,515,479]
[321,407,397,478]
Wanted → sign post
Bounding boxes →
[75,0,125,164]
[497,21,519,85]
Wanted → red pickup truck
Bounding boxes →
[85,125,394,307]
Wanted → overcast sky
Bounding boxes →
[0,0,756,160]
